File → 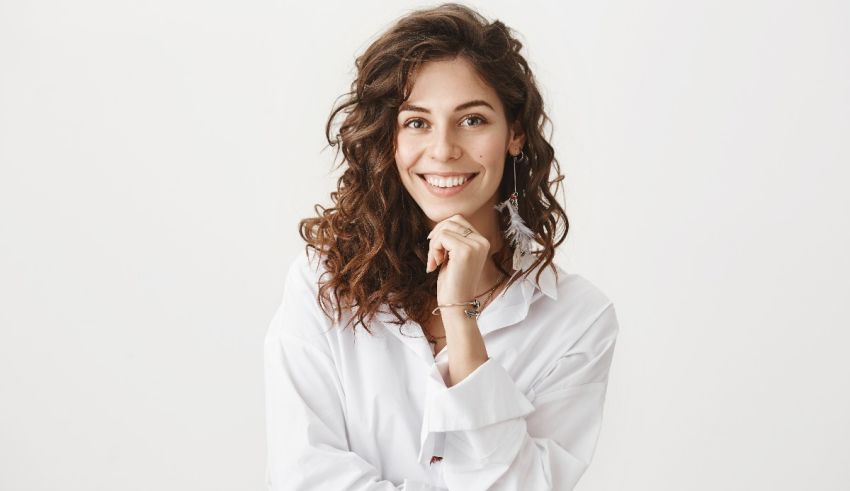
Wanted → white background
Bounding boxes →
[1,1,848,490]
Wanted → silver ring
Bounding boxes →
[462,227,473,237]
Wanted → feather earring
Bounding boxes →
[494,150,536,270]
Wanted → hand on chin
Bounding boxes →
[426,213,490,306]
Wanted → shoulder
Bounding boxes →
[284,247,326,293]
[556,269,613,312]
[267,247,336,344]
[551,268,620,344]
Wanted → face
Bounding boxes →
[394,56,525,227]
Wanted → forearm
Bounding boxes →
[441,308,489,387]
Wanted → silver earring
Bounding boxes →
[494,150,535,270]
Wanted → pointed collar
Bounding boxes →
[511,251,559,301]
[373,251,560,367]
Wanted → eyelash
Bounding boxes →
[402,115,486,130]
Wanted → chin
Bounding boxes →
[420,203,477,223]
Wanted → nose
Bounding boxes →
[427,125,461,162]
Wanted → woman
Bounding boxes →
[264,4,619,490]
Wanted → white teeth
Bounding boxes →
[425,174,471,188]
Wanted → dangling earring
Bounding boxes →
[495,149,535,270]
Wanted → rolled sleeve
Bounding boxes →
[419,303,620,490]
[425,357,536,432]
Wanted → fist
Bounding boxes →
[426,214,491,306]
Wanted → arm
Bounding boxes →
[264,254,438,490]
[424,303,620,490]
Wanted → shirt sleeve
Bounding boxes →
[422,303,620,490]
[264,253,441,491]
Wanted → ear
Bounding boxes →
[508,119,526,155]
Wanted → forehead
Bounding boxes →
[404,57,500,110]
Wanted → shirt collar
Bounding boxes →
[374,251,559,367]
[511,250,559,301]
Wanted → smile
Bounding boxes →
[417,173,479,197]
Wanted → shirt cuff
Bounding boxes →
[419,357,535,467]
[425,357,535,432]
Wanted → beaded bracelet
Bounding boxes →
[431,298,481,319]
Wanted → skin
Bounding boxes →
[394,55,526,386]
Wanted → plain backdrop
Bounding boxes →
[1,1,848,490]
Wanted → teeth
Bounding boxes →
[425,174,472,188]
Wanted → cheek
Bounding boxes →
[394,138,419,170]
[394,149,417,192]
[478,155,506,180]
[473,135,507,166]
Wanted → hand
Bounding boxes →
[426,214,491,306]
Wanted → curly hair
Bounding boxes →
[298,3,568,333]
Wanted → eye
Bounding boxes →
[461,115,486,127]
[403,118,428,129]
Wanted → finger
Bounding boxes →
[427,222,446,240]
[428,216,472,240]
[427,235,446,272]
[427,229,449,273]
[429,228,481,272]
[427,223,452,271]
[427,245,446,272]
[444,216,489,247]
[437,222,490,253]
[445,214,480,235]
[427,214,476,240]
[442,222,485,245]
[426,232,444,273]
[427,216,486,272]
[433,230,476,267]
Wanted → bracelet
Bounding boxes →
[431,298,481,319]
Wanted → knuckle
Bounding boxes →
[456,246,472,258]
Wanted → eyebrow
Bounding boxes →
[398,99,495,114]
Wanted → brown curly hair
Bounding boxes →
[298,3,568,333]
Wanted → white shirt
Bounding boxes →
[264,248,619,490]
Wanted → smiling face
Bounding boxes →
[394,56,525,227]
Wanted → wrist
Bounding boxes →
[432,298,481,319]
[440,305,478,320]
[436,290,476,306]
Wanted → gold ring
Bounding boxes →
[462,227,473,237]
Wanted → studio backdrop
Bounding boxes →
[1,1,848,490]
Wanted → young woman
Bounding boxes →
[265,4,619,490]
